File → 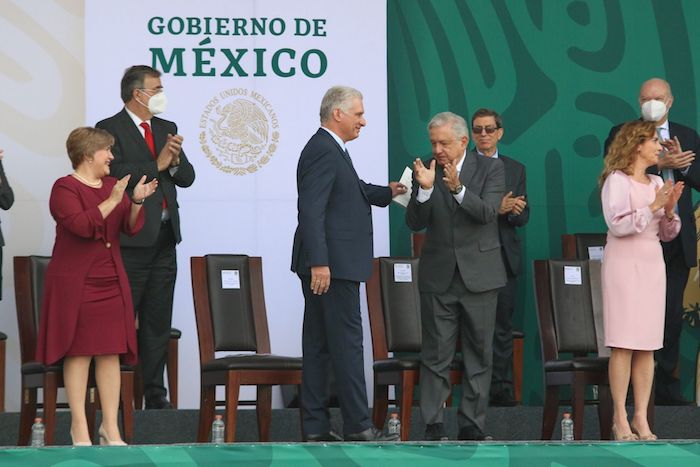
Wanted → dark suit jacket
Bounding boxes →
[406,151,507,294]
[291,128,392,282]
[604,121,700,268]
[0,159,14,247]
[96,108,195,246]
[497,155,529,275]
[0,159,14,300]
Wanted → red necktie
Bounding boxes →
[140,121,156,156]
[140,121,167,209]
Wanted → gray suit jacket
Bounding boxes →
[407,151,506,294]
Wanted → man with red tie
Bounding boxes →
[97,65,195,409]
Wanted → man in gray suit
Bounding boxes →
[407,111,506,441]
[470,109,529,407]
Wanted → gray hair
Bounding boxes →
[320,86,363,123]
[427,112,469,139]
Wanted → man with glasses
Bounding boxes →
[97,65,195,409]
[471,109,528,407]
[407,111,505,440]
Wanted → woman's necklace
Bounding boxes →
[72,171,102,187]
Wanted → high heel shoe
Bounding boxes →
[98,426,127,446]
[70,430,92,447]
[630,422,657,441]
[611,423,639,441]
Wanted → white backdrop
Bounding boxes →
[0,0,389,410]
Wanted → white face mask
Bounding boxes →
[641,99,667,122]
[138,90,168,115]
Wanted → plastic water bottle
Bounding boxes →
[387,412,401,437]
[31,417,45,447]
[211,415,225,443]
[561,412,574,441]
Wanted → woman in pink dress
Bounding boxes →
[36,127,158,446]
[600,120,683,441]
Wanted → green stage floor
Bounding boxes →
[1,441,699,466]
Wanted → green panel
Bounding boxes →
[388,0,700,404]
[2,442,700,466]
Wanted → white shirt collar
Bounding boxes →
[477,148,499,159]
[125,106,150,133]
[321,127,346,152]
[455,150,467,172]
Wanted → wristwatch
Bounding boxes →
[450,184,464,195]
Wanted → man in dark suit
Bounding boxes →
[407,111,506,441]
[97,65,195,409]
[604,78,700,405]
[0,149,14,299]
[291,86,406,441]
[470,109,529,407]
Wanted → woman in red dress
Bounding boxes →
[36,127,158,446]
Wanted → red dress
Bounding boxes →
[36,175,144,365]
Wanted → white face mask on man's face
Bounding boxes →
[138,90,168,115]
[641,99,667,122]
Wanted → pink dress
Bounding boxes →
[601,170,680,350]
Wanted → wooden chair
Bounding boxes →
[411,232,525,402]
[561,233,607,260]
[133,327,181,409]
[533,259,613,440]
[365,257,463,440]
[190,254,303,442]
[14,256,134,445]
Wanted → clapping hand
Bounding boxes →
[500,191,527,215]
[664,180,684,215]
[132,175,159,203]
[659,136,695,170]
[109,174,131,204]
[156,134,184,170]
[413,158,436,190]
[442,162,461,192]
[653,179,684,215]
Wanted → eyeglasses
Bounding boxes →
[472,126,499,134]
[139,87,163,95]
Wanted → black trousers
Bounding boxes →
[122,221,177,401]
[299,275,372,436]
[655,238,690,399]
[491,273,517,396]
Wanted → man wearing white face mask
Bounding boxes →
[97,65,195,409]
[604,77,700,405]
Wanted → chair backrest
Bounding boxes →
[561,233,607,260]
[533,259,601,362]
[190,255,271,364]
[14,256,51,363]
[366,257,421,360]
[411,233,426,258]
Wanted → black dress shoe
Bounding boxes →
[304,430,344,442]
[425,423,449,441]
[457,426,493,441]
[489,391,517,407]
[345,427,399,442]
[145,396,173,410]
